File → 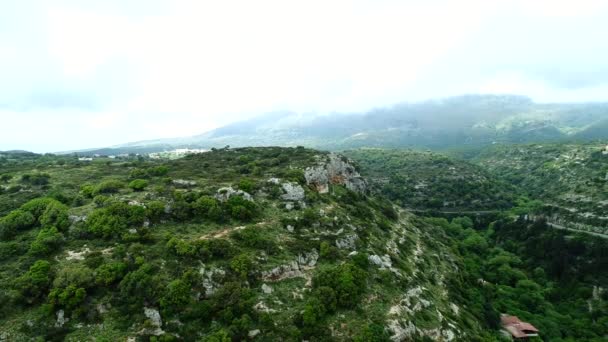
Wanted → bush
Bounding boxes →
[95,262,128,286]
[230,253,256,278]
[128,179,148,191]
[21,173,50,186]
[40,201,70,230]
[313,262,367,308]
[94,180,125,195]
[0,209,35,238]
[161,279,191,311]
[148,165,169,177]
[146,200,166,223]
[230,227,278,254]
[87,202,145,238]
[14,260,52,302]
[29,227,62,255]
[129,168,149,179]
[193,196,223,221]
[238,178,256,193]
[48,285,87,311]
[20,197,52,217]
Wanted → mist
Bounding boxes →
[2,0,608,152]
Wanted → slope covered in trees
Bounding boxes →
[474,143,608,234]
[1,147,606,341]
[345,149,516,211]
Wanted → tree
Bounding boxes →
[14,260,51,302]
[29,227,62,255]
[0,209,35,238]
[40,200,70,230]
[161,279,191,312]
[129,179,148,191]
[95,262,128,286]
[230,253,256,279]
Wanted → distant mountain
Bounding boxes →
[76,95,608,155]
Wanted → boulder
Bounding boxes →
[215,186,253,202]
[305,153,367,194]
[280,182,305,201]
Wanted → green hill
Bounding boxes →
[345,148,516,211]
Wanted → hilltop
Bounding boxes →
[0,147,491,341]
[74,95,608,156]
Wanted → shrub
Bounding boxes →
[48,285,86,311]
[95,262,128,286]
[146,200,166,223]
[40,201,70,230]
[29,227,62,255]
[148,165,169,177]
[14,260,52,302]
[0,209,35,238]
[128,179,148,191]
[230,253,256,278]
[129,168,149,179]
[21,173,50,186]
[238,178,256,193]
[193,196,223,221]
[161,279,191,311]
[94,180,125,195]
[20,197,55,219]
[230,227,278,254]
[313,263,367,308]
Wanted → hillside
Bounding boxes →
[0,147,495,341]
[1,147,607,340]
[77,95,608,155]
[344,149,516,211]
[474,143,608,235]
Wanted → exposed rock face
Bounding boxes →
[55,310,67,327]
[261,283,273,294]
[143,307,164,336]
[199,266,226,296]
[280,182,305,201]
[305,153,367,194]
[172,179,197,186]
[335,233,358,250]
[262,249,318,281]
[215,186,253,202]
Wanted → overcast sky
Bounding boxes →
[1,0,608,152]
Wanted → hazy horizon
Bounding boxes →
[2,0,608,152]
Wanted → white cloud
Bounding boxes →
[1,0,608,151]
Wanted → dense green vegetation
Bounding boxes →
[1,146,606,341]
[429,216,607,341]
[345,149,516,211]
[475,143,608,234]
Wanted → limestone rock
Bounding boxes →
[215,186,253,202]
[280,182,305,201]
[305,153,367,194]
[143,307,164,336]
[55,310,68,327]
[262,283,273,294]
[335,233,358,250]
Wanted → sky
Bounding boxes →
[1,0,608,152]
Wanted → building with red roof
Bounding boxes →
[500,314,539,340]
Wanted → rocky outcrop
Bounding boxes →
[335,233,358,250]
[214,187,253,202]
[280,182,305,201]
[262,249,318,281]
[142,307,164,336]
[305,153,367,194]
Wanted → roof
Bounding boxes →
[501,315,539,338]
